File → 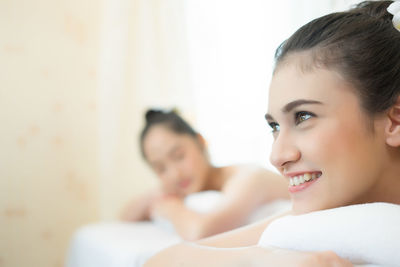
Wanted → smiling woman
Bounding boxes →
[267,59,393,215]
[144,1,400,266]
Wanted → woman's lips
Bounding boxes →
[286,172,322,193]
[288,177,319,193]
[179,178,191,189]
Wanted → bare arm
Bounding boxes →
[144,243,263,267]
[144,215,275,267]
[196,212,285,247]
[144,245,352,267]
[151,168,289,240]
[120,187,162,221]
[144,212,352,267]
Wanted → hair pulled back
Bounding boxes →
[275,1,400,115]
[140,109,197,159]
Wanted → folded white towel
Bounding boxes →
[258,202,400,267]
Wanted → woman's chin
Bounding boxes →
[292,200,346,215]
[291,202,325,215]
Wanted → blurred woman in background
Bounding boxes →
[121,109,289,241]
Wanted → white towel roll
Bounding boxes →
[258,202,400,267]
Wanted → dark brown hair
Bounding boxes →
[274,1,400,115]
[140,109,197,159]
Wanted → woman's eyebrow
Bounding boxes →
[265,99,322,121]
[282,99,323,113]
[168,144,182,156]
[265,113,274,121]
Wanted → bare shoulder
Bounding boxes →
[222,165,286,197]
[220,164,289,204]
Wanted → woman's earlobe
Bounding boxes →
[385,97,400,147]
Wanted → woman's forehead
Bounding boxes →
[144,126,188,147]
[274,51,319,74]
[267,62,357,115]
[143,128,186,162]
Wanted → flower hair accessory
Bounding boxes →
[387,1,400,32]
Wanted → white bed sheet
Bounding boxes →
[66,222,181,267]
[65,191,290,267]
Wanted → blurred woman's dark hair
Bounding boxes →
[140,109,197,159]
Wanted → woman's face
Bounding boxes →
[266,59,388,214]
[143,125,210,196]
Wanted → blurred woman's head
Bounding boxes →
[140,109,211,196]
[266,1,400,214]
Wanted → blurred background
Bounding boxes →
[0,0,359,266]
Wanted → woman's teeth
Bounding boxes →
[289,173,320,186]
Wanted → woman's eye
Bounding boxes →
[154,166,166,174]
[268,122,280,133]
[172,152,185,161]
[295,111,314,125]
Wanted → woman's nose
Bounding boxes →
[269,132,301,169]
[162,167,181,193]
[167,165,182,182]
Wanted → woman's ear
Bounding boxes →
[385,95,400,147]
[196,133,207,149]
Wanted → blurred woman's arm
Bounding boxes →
[120,187,162,221]
[151,169,289,240]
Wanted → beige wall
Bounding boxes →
[1,1,99,266]
[1,0,102,266]
[0,0,191,266]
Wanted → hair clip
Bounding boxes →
[170,107,180,115]
[387,1,400,32]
